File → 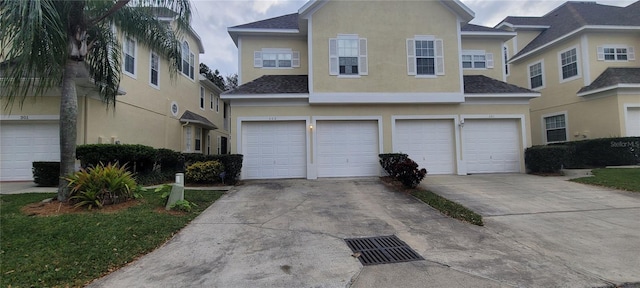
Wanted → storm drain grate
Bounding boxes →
[344,235,424,266]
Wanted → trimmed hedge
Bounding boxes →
[525,146,568,173]
[76,144,243,185]
[525,137,640,173]
[76,144,156,174]
[186,161,225,184]
[32,162,60,187]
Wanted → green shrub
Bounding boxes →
[156,148,181,173]
[169,199,197,212]
[214,154,243,184]
[549,137,640,168]
[76,144,156,174]
[32,162,60,187]
[525,145,568,173]
[182,153,208,166]
[379,153,408,177]
[393,158,428,188]
[185,161,225,184]
[65,162,141,209]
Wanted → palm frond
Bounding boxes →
[85,23,122,107]
[0,0,67,110]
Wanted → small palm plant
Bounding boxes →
[66,162,141,209]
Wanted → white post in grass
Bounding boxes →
[166,173,185,210]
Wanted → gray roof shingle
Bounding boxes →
[230,13,299,30]
[578,67,640,94]
[180,110,218,130]
[223,75,309,95]
[464,75,536,94]
[461,24,510,33]
[500,1,640,59]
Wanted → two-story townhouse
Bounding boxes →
[497,1,640,145]
[0,9,230,181]
[222,0,540,180]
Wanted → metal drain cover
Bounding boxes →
[344,235,424,266]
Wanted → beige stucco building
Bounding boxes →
[223,0,540,180]
[497,1,640,145]
[0,15,230,181]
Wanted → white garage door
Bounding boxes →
[626,107,640,136]
[242,121,306,179]
[395,119,455,174]
[317,121,379,177]
[1,121,60,181]
[463,119,520,174]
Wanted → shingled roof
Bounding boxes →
[498,1,640,60]
[223,75,309,95]
[461,24,510,33]
[463,75,536,94]
[180,110,218,130]
[578,67,640,95]
[230,13,299,30]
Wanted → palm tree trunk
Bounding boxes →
[58,60,79,202]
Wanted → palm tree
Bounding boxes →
[0,0,191,201]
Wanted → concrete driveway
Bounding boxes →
[423,174,640,286]
[89,177,640,288]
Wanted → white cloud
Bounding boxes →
[189,0,637,78]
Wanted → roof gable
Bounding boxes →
[577,67,640,95]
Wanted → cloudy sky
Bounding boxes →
[187,0,635,77]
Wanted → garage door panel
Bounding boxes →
[242,121,306,179]
[463,119,520,174]
[395,119,455,175]
[317,121,379,177]
[1,122,60,181]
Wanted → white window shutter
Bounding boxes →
[292,51,300,67]
[406,39,416,76]
[359,38,368,75]
[435,39,445,75]
[629,46,635,61]
[486,53,494,68]
[597,46,604,61]
[254,51,262,68]
[329,38,338,75]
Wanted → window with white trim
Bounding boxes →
[215,96,219,113]
[123,36,136,76]
[181,41,195,80]
[209,92,214,110]
[149,52,159,88]
[407,36,444,76]
[194,127,202,152]
[559,47,579,80]
[254,49,300,68]
[597,45,635,61]
[185,126,192,152]
[528,61,544,89]
[544,114,567,143]
[207,134,211,155]
[461,50,493,69]
[200,86,205,110]
[329,35,368,76]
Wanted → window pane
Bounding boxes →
[562,62,577,79]
[547,129,566,142]
[125,55,134,74]
[531,75,543,88]
[278,60,292,67]
[339,57,358,75]
[263,60,276,67]
[416,58,434,75]
[462,61,472,68]
[338,39,358,57]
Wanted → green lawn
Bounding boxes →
[411,189,484,226]
[571,168,640,192]
[0,189,223,288]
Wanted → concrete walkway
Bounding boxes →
[423,174,640,286]
[88,177,640,287]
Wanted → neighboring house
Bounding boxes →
[0,11,230,181]
[496,1,640,145]
[222,0,539,180]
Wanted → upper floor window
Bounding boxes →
[597,45,635,62]
[149,52,159,88]
[544,113,567,143]
[210,92,214,110]
[329,35,368,76]
[253,49,300,69]
[215,96,220,113]
[123,36,136,77]
[200,86,205,110]
[181,41,195,80]
[528,61,544,90]
[461,50,494,69]
[559,47,579,80]
[407,36,444,76]
[504,46,509,75]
